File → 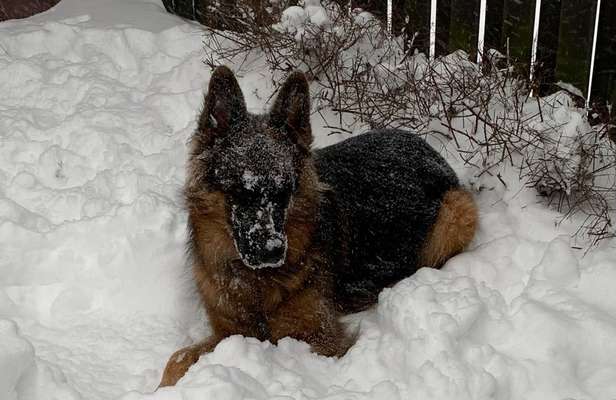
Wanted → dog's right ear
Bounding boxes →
[197,66,247,141]
[269,71,312,151]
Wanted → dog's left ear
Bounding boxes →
[198,66,247,143]
[269,71,312,150]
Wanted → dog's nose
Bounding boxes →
[263,246,285,265]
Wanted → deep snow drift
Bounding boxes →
[1,1,616,400]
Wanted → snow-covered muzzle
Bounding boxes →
[229,195,289,269]
[203,129,301,270]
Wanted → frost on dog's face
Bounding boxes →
[210,133,298,269]
[196,66,312,269]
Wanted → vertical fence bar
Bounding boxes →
[477,0,487,63]
[586,0,602,110]
[529,0,542,93]
[592,0,616,111]
[429,0,437,59]
[387,0,393,36]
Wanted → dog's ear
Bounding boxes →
[198,66,247,141]
[269,71,312,150]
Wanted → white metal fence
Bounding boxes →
[379,0,605,108]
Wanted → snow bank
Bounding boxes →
[273,0,332,39]
[120,230,616,400]
[0,321,34,400]
[0,320,79,400]
[0,5,211,398]
[1,1,616,400]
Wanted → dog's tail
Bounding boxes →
[419,188,478,268]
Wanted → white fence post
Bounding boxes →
[387,0,393,37]
[586,0,602,110]
[429,0,437,60]
[529,0,542,95]
[477,0,487,64]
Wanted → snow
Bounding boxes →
[241,170,259,190]
[274,6,309,34]
[273,1,331,37]
[555,81,585,99]
[1,1,616,400]
[0,320,34,400]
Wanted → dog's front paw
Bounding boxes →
[158,346,201,388]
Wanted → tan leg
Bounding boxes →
[419,188,478,268]
[158,336,221,388]
[269,287,353,357]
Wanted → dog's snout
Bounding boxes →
[246,231,286,267]
[239,234,287,268]
[230,203,288,269]
[262,235,285,261]
[261,244,285,265]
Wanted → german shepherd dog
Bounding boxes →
[159,66,477,386]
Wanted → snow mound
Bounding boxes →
[1,1,616,400]
[0,321,34,400]
[272,1,331,37]
[0,6,210,398]
[0,320,79,400]
[275,6,309,34]
[121,231,616,400]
